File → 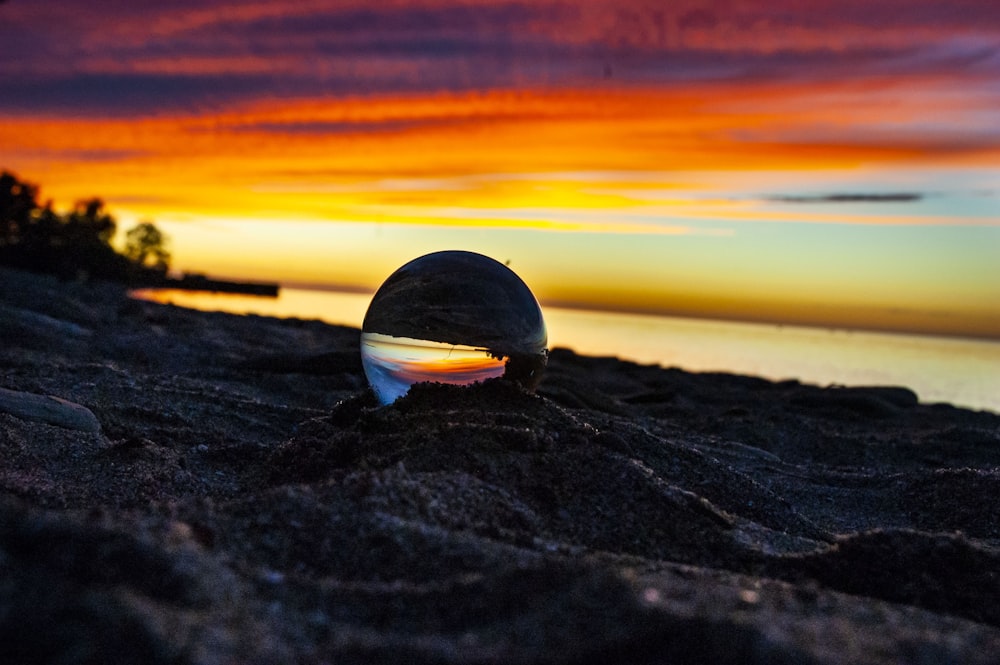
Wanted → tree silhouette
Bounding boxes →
[66,198,116,246]
[124,221,171,272]
[1,170,40,248]
[0,170,163,282]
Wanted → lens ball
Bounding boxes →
[361,250,548,405]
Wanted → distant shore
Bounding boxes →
[134,272,280,297]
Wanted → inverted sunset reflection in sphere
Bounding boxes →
[361,251,548,405]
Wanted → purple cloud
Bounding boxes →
[0,0,997,116]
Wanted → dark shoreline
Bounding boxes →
[134,272,280,297]
[1,266,999,664]
[129,283,1000,415]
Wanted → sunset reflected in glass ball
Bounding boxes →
[361,250,548,405]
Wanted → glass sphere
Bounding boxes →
[361,250,548,405]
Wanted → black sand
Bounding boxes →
[1,266,999,664]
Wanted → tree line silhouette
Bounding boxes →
[1,170,171,284]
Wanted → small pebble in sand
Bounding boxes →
[0,386,101,433]
[361,250,548,405]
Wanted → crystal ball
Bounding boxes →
[361,250,548,405]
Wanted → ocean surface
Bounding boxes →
[132,287,1000,414]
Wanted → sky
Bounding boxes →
[2,0,999,338]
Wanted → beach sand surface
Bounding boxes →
[1,266,999,664]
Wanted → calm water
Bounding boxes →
[132,287,1000,413]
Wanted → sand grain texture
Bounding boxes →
[1,266,998,664]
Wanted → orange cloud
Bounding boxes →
[4,78,996,230]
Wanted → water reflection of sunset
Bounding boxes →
[360,332,506,403]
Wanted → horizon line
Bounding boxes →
[201,276,1000,344]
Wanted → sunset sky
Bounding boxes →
[2,0,998,338]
